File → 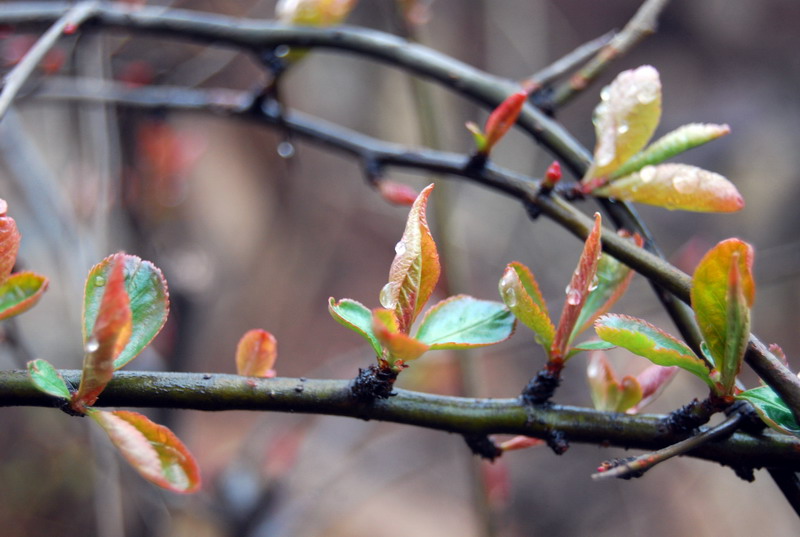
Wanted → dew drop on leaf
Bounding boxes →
[502,286,517,308]
[616,123,630,135]
[636,85,659,104]
[588,274,599,292]
[274,45,291,58]
[596,147,615,167]
[672,174,698,194]
[85,338,100,353]
[640,165,656,183]
[600,87,610,102]
[277,141,295,158]
[379,282,396,309]
[94,276,106,287]
[394,240,406,256]
[565,285,582,305]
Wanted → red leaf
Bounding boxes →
[482,91,528,153]
[552,213,603,360]
[90,410,201,493]
[0,199,20,285]
[72,254,132,411]
[499,435,545,451]
[373,308,430,367]
[236,329,278,378]
[377,180,419,206]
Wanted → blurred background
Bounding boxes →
[1,0,800,535]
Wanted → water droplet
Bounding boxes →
[596,147,615,167]
[85,339,100,353]
[277,141,295,158]
[394,241,406,256]
[636,85,658,104]
[616,122,630,135]
[600,87,611,102]
[588,275,599,292]
[639,165,657,183]
[379,282,396,309]
[94,276,106,287]
[672,174,696,194]
[502,287,517,308]
[565,286,582,306]
[274,45,291,58]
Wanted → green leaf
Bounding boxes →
[27,359,71,400]
[380,183,440,333]
[552,212,603,360]
[573,245,638,338]
[90,409,201,493]
[592,164,744,212]
[567,339,616,359]
[373,308,429,363]
[498,262,554,350]
[84,254,169,370]
[0,200,20,285]
[609,123,730,180]
[719,253,750,395]
[328,297,382,357]
[583,65,662,181]
[73,254,132,411]
[0,271,49,321]
[691,239,754,384]
[737,386,800,438]
[595,314,714,389]
[415,295,515,349]
[236,329,277,377]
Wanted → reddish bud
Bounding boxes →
[481,91,527,154]
[543,161,562,188]
[64,23,78,35]
[499,435,545,451]
[377,180,419,206]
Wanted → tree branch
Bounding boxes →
[3,369,799,472]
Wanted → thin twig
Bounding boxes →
[0,1,98,121]
[550,0,672,106]
[592,412,743,480]
[522,31,615,91]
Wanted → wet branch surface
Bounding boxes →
[2,369,799,471]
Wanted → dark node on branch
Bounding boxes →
[463,434,502,461]
[659,398,717,434]
[350,365,398,402]
[732,465,756,483]
[524,200,542,220]
[362,157,383,185]
[598,457,645,480]
[58,400,86,417]
[726,400,767,435]
[521,367,561,405]
[464,152,488,174]
[529,87,556,117]
[560,184,587,202]
[545,429,569,455]
[258,47,289,78]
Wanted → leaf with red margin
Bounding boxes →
[0,271,48,321]
[381,184,440,334]
[631,364,679,413]
[573,234,641,338]
[583,65,662,181]
[373,308,429,364]
[415,295,515,349]
[72,254,132,411]
[499,262,554,350]
[594,314,715,390]
[593,164,744,213]
[236,329,278,377]
[0,199,20,285]
[89,409,201,493]
[27,358,71,400]
[551,213,603,360]
[328,297,382,356]
[84,254,169,370]
[691,239,754,386]
[718,253,751,395]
